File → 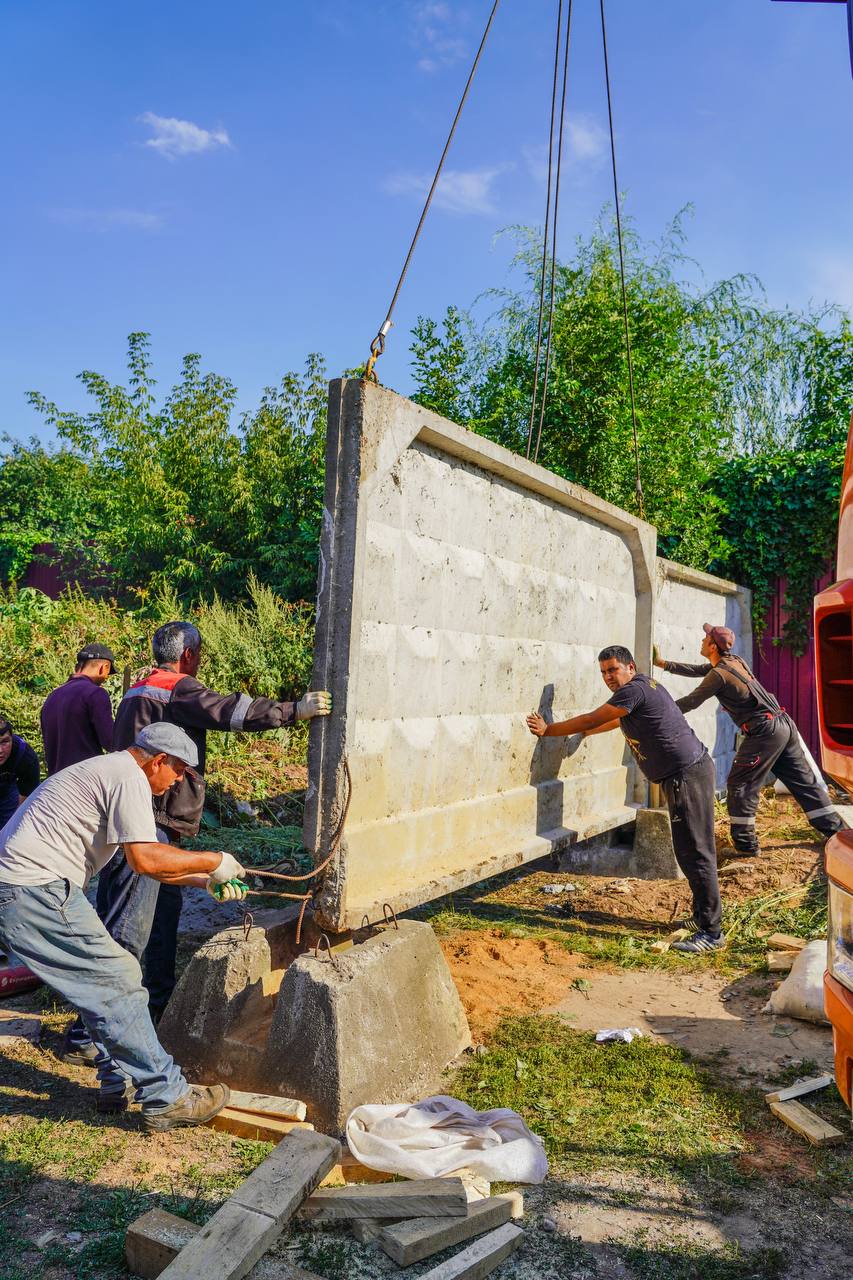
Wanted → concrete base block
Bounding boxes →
[159,915,471,1134]
[632,807,684,880]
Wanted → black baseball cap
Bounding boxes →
[76,643,117,673]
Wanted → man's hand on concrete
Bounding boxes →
[527,713,548,737]
[209,851,246,883]
[652,645,663,668]
[296,690,332,720]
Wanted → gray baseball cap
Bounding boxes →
[134,722,199,767]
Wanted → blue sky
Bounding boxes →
[1,0,851,442]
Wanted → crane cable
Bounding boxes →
[363,0,502,385]
[600,0,645,519]
[530,0,573,465]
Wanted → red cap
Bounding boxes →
[702,622,735,654]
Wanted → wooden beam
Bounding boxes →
[297,1179,467,1222]
[208,1109,314,1142]
[227,1092,308,1123]
[767,951,796,973]
[416,1222,524,1279]
[158,1130,340,1280]
[765,1074,833,1104]
[768,1099,844,1146]
[379,1194,519,1267]
[766,933,807,952]
[125,1208,322,1280]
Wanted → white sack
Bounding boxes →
[345,1094,548,1184]
[763,939,829,1025]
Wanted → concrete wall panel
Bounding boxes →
[305,380,665,930]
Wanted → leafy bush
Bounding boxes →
[0,579,314,791]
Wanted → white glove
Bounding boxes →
[209,851,246,884]
[564,733,585,759]
[296,690,332,721]
[207,879,248,902]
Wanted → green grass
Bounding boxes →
[0,1116,126,1196]
[618,1232,787,1280]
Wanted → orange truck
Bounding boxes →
[815,408,853,1107]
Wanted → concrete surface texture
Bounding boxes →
[654,558,752,789]
[305,380,750,931]
[158,913,471,1134]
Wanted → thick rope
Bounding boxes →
[526,0,564,459]
[364,0,502,383]
[532,0,573,465]
[600,0,644,518]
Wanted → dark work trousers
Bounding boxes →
[660,752,722,936]
[726,713,842,855]
[67,828,183,1054]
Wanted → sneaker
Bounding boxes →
[61,1032,99,1068]
[142,1083,230,1133]
[672,930,726,954]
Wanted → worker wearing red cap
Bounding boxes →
[654,623,843,857]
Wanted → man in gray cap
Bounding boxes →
[0,722,245,1130]
[654,623,842,856]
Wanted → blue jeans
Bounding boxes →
[0,878,188,1109]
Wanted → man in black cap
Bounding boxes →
[654,623,843,856]
[40,643,116,775]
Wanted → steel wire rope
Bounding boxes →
[363,0,502,384]
[526,0,565,460]
[599,0,645,518]
[532,0,574,465]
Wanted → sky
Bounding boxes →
[1,0,852,442]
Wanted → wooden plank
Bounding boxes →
[767,951,796,973]
[350,1219,393,1243]
[228,1091,308,1123]
[379,1194,516,1267]
[297,1179,467,1222]
[158,1130,340,1280]
[417,1222,524,1279]
[320,1161,392,1187]
[209,1109,314,1142]
[765,1074,833,1104]
[766,933,807,952]
[768,1099,844,1147]
[124,1208,322,1280]
[650,928,689,954]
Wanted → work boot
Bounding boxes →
[96,1085,131,1114]
[142,1084,230,1133]
[60,1029,99,1068]
[671,930,726,954]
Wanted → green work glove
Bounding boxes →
[207,877,249,902]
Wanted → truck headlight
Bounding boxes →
[829,879,853,996]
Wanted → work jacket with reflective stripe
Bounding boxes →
[113,669,298,836]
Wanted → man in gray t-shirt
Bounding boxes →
[0,723,248,1131]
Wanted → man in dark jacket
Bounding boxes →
[40,643,116,775]
[0,720,40,830]
[64,620,330,1067]
[654,623,842,856]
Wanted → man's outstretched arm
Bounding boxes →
[527,703,628,738]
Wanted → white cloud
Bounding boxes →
[51,208,163,232]
[383,164,510,215]
[411,1,467,72]
[139,112,231,159]
[523,114,608,184]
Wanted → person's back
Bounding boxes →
[40,645,116,775]
[607,671,706,783]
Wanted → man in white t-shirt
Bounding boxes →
[0,722,248,1131]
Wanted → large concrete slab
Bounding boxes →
[304,381,750,929]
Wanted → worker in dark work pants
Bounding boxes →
[527,644,724,954]
[655,623,843,856]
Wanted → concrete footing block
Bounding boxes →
[632,807,684,880]
[159,915,471,1134]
